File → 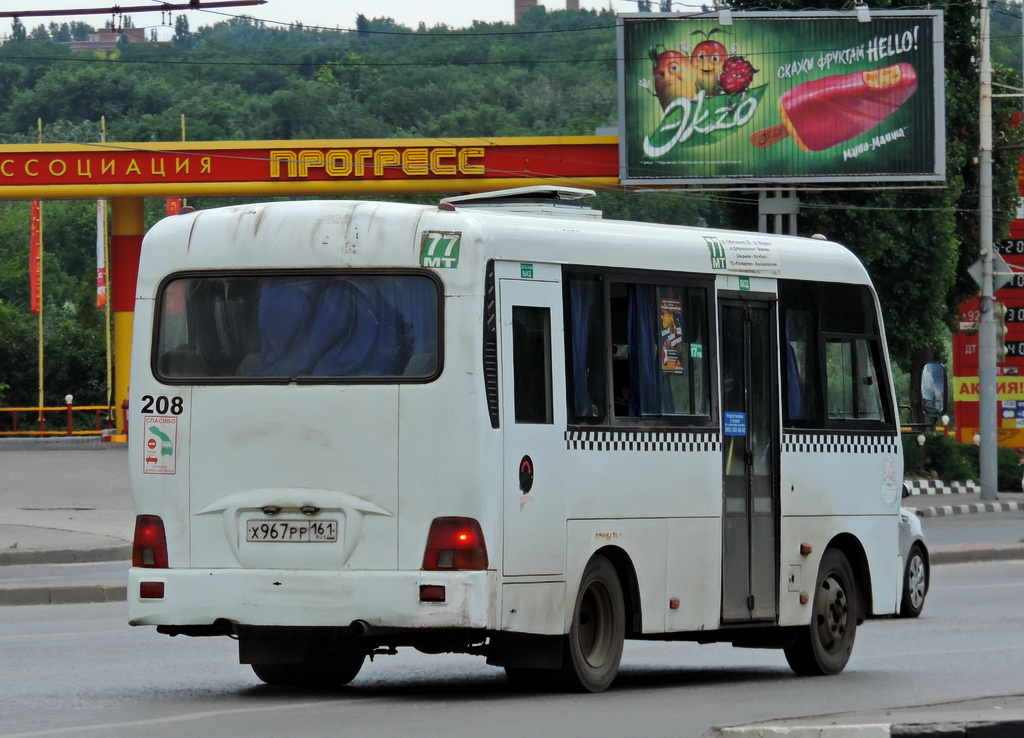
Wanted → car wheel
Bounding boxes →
[900,542,928,618]
[784,548,857,676]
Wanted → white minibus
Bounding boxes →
[128,186,907,692]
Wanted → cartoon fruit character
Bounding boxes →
[691,29,728,94]
[719,56,757,94]
[640,45,698,109]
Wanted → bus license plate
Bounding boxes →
[245,519,338,543]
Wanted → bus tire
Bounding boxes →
[560,555,625,692]
[784,548,857,676]
[251,652,364,688]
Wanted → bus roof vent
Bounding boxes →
[440,186,601,219]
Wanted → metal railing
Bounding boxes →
[0,401,116,437]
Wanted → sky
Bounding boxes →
[2,1,655,41]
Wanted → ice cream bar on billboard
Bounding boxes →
[751,63,918,152]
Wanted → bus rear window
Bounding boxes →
[155,272,440,382]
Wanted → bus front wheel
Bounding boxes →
[784,548,857,676]
[560,555,625,692]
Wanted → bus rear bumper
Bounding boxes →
[128,567,496,631]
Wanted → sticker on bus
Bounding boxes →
[143,416,177,475]
[420,231,462,269]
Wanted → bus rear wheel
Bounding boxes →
[251,652,365,688]
[784,548,857,676]
[560,555,625,692]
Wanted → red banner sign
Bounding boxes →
[0,138,618,197]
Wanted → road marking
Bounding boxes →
[0,700,337,737]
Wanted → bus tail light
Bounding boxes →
[133,515,168,568]
[422,517,488,570]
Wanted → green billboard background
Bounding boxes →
[619,12,944,184]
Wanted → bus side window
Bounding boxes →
[780,280,892,429]
[780,295,822,425]
[513,306,553,424]
[565,271,710,425]
[825,338,885,421]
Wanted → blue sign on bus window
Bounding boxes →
[724,411,747,436]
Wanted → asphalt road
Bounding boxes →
[921,510,1024,546]
[1,560,1022,738]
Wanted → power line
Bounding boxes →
[0,1,266,19]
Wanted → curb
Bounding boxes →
[929,542,1024,564]
[704,719,1024,736]
[0,545,131,567]
[915,501,1024,518]
[0,581,126,607]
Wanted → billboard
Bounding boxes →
[618,11,945,185]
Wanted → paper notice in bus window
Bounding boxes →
[660,298,685,373]
[143,416,177,475]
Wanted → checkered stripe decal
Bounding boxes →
[565,430,720,452]
[782,433,899,455]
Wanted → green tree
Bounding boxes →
[10,17,27,42]
[0,301,37,407]
[173,15,192,49]
[48,23,72,43]
[70,22,93,42]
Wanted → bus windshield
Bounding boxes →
[154,272,440,382]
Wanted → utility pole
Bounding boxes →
[978,0,999,500]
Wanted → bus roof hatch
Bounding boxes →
[440,186,601,219]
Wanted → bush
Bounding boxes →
[905,432,1023,491]
[903,432,975,481]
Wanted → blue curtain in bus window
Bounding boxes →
[388,277,437,375]
[256,277,419,378]
[256,279,329,377]
[310,280,404,376]
[569,279,597,418]
[627,284,660,416]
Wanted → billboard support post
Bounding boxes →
[757,189,798,235]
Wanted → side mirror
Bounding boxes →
[920,362,947,417]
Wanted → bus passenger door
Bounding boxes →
[719,298,779,622]
[499,273,566,577]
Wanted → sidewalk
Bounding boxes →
[0,438,133,570]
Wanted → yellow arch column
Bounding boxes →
[110,197,145,435]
